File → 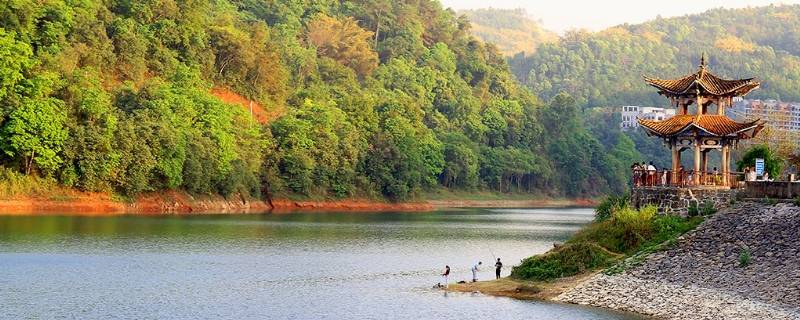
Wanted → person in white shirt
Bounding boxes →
[471,261,482,282]
[647,162,656,186]
[746,167,757,182]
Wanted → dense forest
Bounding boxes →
[458,8,556,56]
[0,0,646,201]
[509,5,800,108]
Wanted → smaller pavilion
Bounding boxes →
[637,55,764,186]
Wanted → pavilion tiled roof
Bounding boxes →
[638,114,763,137]
[644,67,759,97]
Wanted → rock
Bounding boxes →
[556,202,800,320]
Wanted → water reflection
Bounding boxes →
[0,208,644,319]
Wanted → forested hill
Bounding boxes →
[510,5,800,108]
[0,0,639,202]
[459,8,557,56]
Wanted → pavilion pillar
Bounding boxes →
[694,138,701,184]
[701,149,709,185]
[701,150,709,172]
[721,144,730,186]
[696,95,705,115]
[671,142,680,185]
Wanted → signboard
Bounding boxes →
[755,158,765,176]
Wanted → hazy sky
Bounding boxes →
[440,0,800,33]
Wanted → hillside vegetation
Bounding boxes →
[0,0,642,201]
[459,8,557,56]
[512,201,704,281]
[510,5,800,108]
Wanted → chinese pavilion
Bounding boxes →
[637,55,764,186]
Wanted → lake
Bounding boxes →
[0,208,644,319]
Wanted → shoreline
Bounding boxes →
[453,202,800,320]
[556,202,800,320]
[445,272,599,301]
[0,191,596,215]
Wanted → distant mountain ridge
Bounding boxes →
[507,4,800,108]
[459,8,557,56]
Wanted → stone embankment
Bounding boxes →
[630,186,737,215]
[557,202,800,320]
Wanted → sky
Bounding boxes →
[440,0,800,33]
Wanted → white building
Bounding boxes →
[621,106,676,130]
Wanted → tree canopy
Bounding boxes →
[511,5,800,108]
[0,0,650,201]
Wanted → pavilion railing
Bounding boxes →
[632,169,743,189]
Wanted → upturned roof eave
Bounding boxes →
[637,117,764,137]
[643,73,759,97]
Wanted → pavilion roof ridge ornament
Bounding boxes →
[642,56,760,97]
[699,52,707,70]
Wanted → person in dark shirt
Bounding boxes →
[494,258,502,279]
[441,265,450,288]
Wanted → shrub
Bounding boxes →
[764,197,778,206]
[687,201,699,216]
[595,194,630,222]
[739,248,751,267]
[700,201,717,216]
[736,144,783,179]
[794,197,800,207]
[510,242,618,281]
[0,166,53,198]
[572,205,662,255]
[573,203,703,255]
[614,205,656,250]
[514,199,706,282]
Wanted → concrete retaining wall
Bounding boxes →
[743,181,800,199]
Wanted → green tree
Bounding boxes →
[0,29,33,102]
[3,97,69,175]
[737,144,784,178]
[306,14,379,77]
[59,68,119,190]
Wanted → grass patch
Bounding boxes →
[594,194,629,222]
[511,242,620,281]
[688,200,715,216]
[793,197,800,207]
[764,197,778,206]
[700,201,717,216]
[511,197,704,281]
[738,248,751,267]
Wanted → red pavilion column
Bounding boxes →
[694,137,702,185]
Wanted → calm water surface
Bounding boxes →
[0,208,644,319]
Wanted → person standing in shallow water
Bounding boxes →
[494,258,502,279]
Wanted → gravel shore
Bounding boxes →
[556,202,800,320]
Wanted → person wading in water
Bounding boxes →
[494,258,502,279]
